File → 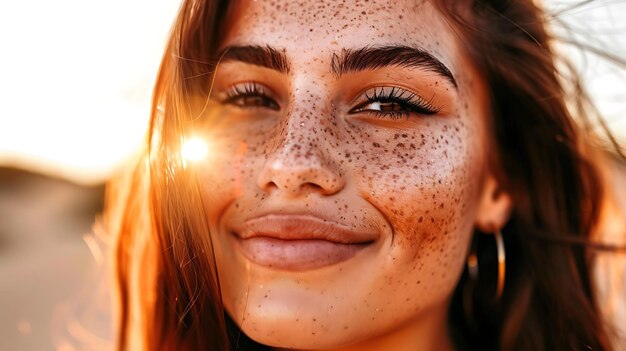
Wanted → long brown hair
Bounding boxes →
[109,0,623,350]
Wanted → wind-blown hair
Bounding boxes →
[108,0,622,350]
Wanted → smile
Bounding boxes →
[231,214,377,271]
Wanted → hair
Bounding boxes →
[108,0,624,350]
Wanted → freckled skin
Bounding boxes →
[193,1,492,350]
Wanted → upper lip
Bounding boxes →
[233,213,378,244]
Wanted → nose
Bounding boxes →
[256,121,345,197]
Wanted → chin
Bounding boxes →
[239,316,362,350]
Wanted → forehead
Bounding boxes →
[222,0,461,73]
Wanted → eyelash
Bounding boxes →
[221,83,440,119]
[222,82,279,110]
[349,86,441,119]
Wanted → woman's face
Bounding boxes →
[193,0,492,349]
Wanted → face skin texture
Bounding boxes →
[190,1,511,350]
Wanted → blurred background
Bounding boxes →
[0,0,625,350]
[0,0,180,349]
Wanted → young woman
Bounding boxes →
[108,0,625,350]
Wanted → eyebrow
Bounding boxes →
[218,45,291,74]
[217,45,457,88]
[331,46,457,88]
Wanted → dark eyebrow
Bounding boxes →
[217,45,290,74]
[331,46,457,88]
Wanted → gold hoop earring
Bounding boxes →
[463,229,506,328]
[494,229,506,299]
[465,229,506,300]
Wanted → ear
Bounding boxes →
[475,174,512,232]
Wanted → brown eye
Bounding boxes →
[358,101,406,113]
[350,86,441,119]
[228,95,279,110]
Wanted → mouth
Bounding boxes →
[231,214,377,271]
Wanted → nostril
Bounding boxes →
[303,183,325,193]
[260,180,279,193]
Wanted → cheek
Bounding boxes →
[351,117,484,271]
[196,142,247,203]
[193,109,274,203]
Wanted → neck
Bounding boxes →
[274,303,456,351]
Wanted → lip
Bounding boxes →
[231,214,378,271]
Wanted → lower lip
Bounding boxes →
[234,236,370,271]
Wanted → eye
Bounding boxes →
[349,86,440,119]
[222,82,279,110]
